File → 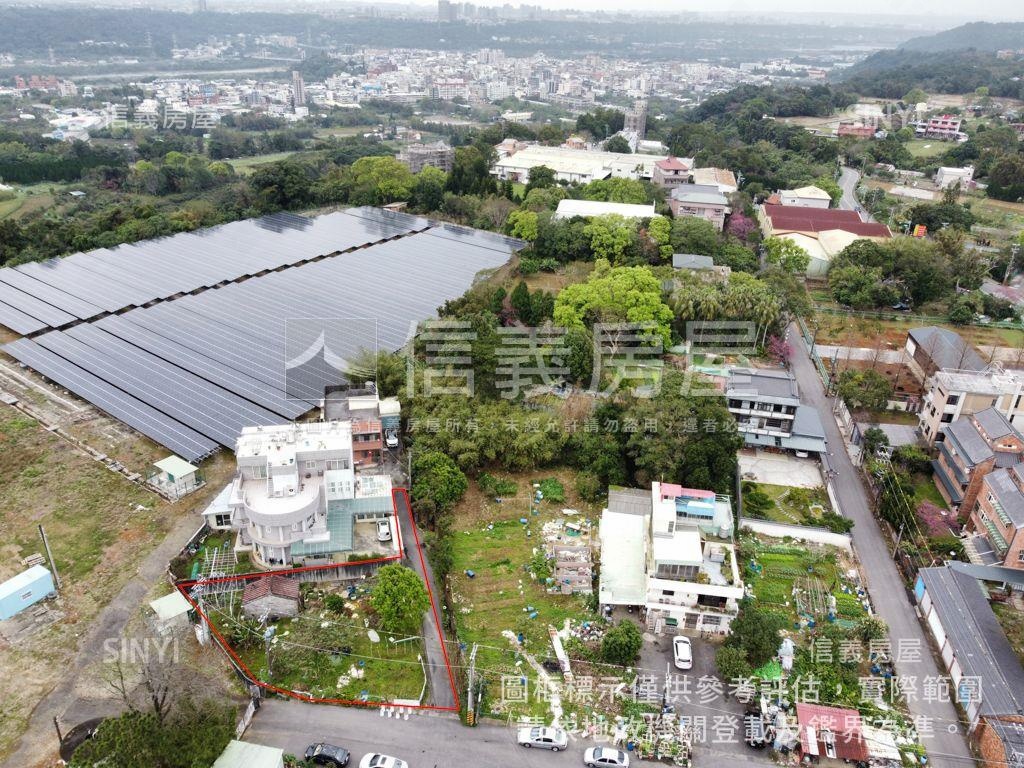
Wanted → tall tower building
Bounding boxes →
[624,100,647,139]
[291,70,306,109]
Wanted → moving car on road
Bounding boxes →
[305,743,351,767]
[517,726,568,751]
[672,635,692,670]
[583,747,630,767]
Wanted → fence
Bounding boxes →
[738,517,853,552]
[797,316,832,390]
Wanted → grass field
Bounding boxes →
[993,603,1024,668]
[905,140,948,159]
[448,468,602,719]
[225,151,301,174]
[812,312,1024,351]
[214,585,427,704]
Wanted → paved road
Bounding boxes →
[837,166,874,221]
[788,323,975,768]
[393,489,458,709]
[245,698,771,768]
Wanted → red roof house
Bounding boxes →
[761,204,892,239]
[795,703,869,762]
[241,575,302,619]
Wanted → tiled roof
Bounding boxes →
[908,326,986,371]
[656,156,690,171]
[242,575,300,604]
[763,204,892,238]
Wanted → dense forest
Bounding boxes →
[840,49,1024,99]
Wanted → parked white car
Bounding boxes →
[376,520,393,542]
[583,747,630,767]
[359,755,407,768]
[517,726,568,751]
[673,635,692,670]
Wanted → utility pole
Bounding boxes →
[466,643,478,725]
[38,525,61,590]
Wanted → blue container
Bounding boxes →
[0,565,55,620]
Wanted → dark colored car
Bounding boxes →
[305,743,351,767]
[743,711,767,749]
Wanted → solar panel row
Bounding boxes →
[2,215,520,460]
[0,209,419,332]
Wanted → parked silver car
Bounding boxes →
[583,747,630,767]
[517,726,568,751]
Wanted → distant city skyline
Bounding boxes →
[426,0,1024,22]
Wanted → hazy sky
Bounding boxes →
[430,0,1024,21]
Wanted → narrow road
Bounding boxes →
[837,166,875,221]
[788,323,975,768]
[393,489,459,710]
[245,698,771,768]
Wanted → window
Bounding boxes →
[305,460,316,469]
[701,615,722,626]
[774,436,782,447]
[662,589,675,597]
[214,513,231,527]
[947,394,959,406]
[326,459,348,470]
[941,414,954,423]
[1018,550,1024,562]
[251,464,268,479]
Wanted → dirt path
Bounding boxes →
[3,512,206,768]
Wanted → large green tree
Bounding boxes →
[601,620,643,665]
[371,564,431,635]
[411,451,468,515]
[554,258,674,348]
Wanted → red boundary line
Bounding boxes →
[175,486,460,712]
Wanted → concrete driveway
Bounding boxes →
[638,633,772,766]
[738,452,822,488]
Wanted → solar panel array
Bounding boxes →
[1,209,521,462]
[0,209,423,335]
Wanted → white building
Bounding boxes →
[935,165,975,190]
[553,199,657,220]
[208,422,395,568]
[599,483,743,635]
[492,144,667,185]
[778,185,832,208]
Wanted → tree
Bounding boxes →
[411,451,468,518]
[343,348,406,398]
[988,154,1024,202]
[510,280,533,323]
[411,166,446,212]
[623,370,742,493]
[812,175,842,207]
[507,209,538,241]
[346,155,415,205]
[582,177,647,204]
[647,216,673,261]
[715,645,752,684]
[604,134,632,154]
[763,237,810,274]
[670,217,719,256]
[725,606,788,667]
[903,88,927,105]
[862,426,890,458]
[554,259,675,348]
[524,164,557,194]
[601,620,642,666]
[447,145,497,196]
[855,615,887,644]
[583,214,637,264]
[371,564,430,635]
[836,369,892,411]
[69,698,235,768]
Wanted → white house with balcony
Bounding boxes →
[599,483,744,635]
[202,422,395,568]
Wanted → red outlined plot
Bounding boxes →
[176,486,460,712]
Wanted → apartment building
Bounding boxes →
[668,184,732,231]
[652,156,693,189]
[206,422,395,568]
[918,366,1024,444]
[931,408,1024,515]
[491,144,667,185]
[917,114,966,141]
[935,165,975,190]
[969,466,1024,569]
[599,483,743,634]
[726,368,828,456]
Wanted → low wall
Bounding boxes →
[739,517,853,552]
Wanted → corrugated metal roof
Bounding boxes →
[919,566,1024,719]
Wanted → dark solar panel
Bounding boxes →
[0,299,47,335]
[3,338,218,462]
